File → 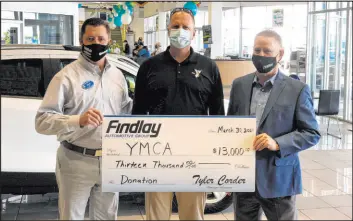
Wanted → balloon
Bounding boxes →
[109,22,116,29]
[184,2,198,16]
[121,13,132,24]
[113,5,120,14]
[119,5,126,14]
[114,15,122,27]
[78,3,82,8]
[108,16,113,22]
[127,4,134,15]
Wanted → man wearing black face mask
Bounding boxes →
[227,30,320,220]
[35,18,132,220]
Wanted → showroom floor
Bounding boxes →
[1,116,352,220]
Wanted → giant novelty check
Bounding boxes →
[102,116,256,192]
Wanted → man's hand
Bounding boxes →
[79,108,104,127]
[253,133,279,151]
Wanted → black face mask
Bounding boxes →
[252,55,278,74]
[81,44,109,62]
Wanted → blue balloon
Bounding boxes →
[127,5,134,15]
[113,5,120,14]
[78,3,82,8]
[108,16,113,22]
[120,6,126,15]
[184,2,197,16]
[114,15,122,27]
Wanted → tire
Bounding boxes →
[172,192,233,214]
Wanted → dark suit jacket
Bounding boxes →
[227,71,321,198]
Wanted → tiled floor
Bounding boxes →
[1,116,352,220]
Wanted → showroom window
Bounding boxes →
[23,12,73,45]
[240,4,308,74]
[1,11,73,45]
[0,59,44,98]
[1,11,23,44]
[192,10,209,53]
[307,2,352,122]
[223,8,240,56]
[144,15,158,52]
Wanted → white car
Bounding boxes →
[1,44,232,213]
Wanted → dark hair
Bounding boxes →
[80,18,110,43]
[255,29,283,47]
[124,40,128,43]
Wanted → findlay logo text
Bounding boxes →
[106,120,162,138]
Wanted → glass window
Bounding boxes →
[314,13,326,91]
[23,12,36,20]
[328,1,339,9]
[195,10,208,28]
[144,18,148,32]
[1,22,21,44]
[315,2,327,11]
[1,11,22,20]
[24,13,73,45]
[242,7,267,29]
[348,9,352,121]
[292,4,309,28]
[0,59,44,97]
[241,4,308,72]
[223,8,239,56]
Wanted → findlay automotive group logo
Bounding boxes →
[105,120,162,138]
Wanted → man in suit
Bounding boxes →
[227,29,321,220]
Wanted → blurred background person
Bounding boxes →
[137,37,143,45]
[151,42,162,56]
[123,40,130,56]
[135,42,150,65]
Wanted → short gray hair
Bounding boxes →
[255,29,283,47]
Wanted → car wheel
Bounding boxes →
[172,192,233,214]
[205,192,233,213]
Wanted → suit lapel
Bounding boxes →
[243,73,255,115]
[258,72,287,128]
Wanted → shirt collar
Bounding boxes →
[253,69,279,86]
[78,53,111,74]
[163,46,198,64]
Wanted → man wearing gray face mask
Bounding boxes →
[227,30,320,220]
[132,7,224,220]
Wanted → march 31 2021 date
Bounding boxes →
[217,126,254,134]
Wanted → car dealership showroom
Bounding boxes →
[1,0,352,220]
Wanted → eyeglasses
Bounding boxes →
[170,8,194,18]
